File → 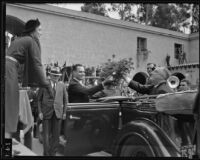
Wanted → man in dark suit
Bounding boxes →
[38,66,68,156]
[68,64,113,103]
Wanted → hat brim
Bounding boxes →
[22,28,35,34]
[48,72,62,76]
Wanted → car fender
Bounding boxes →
[112,118,180,157]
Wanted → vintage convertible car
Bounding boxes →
[46,90,198,157]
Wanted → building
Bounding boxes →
[6,3,199,86]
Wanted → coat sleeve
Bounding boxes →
[63,84,68,114]
[128,80,153,95]
[70,83,104,96]
[37,88,44,114]
[28,39,49,87]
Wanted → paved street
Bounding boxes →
[32,137,111,156]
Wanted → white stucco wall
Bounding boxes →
[189,33,199,63]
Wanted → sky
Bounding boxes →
[49,3,121,19]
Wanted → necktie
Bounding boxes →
[53,82,56,97]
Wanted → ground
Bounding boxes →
[32,137,111,156]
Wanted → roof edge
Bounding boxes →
[6,3,191,41]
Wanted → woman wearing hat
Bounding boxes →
[5,18,53,138]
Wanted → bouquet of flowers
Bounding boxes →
[99,56,134,86]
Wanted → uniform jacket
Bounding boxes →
[129,67,173,95]
[38,80,68,119]
[128,80,173,95]
[68,78,104,103]
[7,35,49,87]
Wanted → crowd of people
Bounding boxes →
[5,18,199,157]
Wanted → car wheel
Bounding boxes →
[119,135,155,157]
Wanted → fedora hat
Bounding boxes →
[49,66,62,76]
[23,19,40,34]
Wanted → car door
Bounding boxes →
[63,102,120,156]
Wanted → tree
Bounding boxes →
[151,4,190,32]
[81,3,108,17]
[80,3,197,33]
[109,3,137,22]
[191,4,199,33]
[137,4,155,25]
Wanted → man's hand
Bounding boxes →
[62,113,66,120]
[122,72,132,84]
[102,75,114,86]
[39,112,43,120]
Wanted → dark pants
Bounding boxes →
[12,122,33,150]
[42,112,61,156]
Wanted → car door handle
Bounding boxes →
[69,115,81,120]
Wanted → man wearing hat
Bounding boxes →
[38,66,68,156]
[5,18,54,139]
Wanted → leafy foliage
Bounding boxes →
[85,67,95,76]
[191,4,199,33]
[151,4,191,32]
[81,3,196,33]
[99,56,134,86]
[109,3,137,21]
[81,3,108,17]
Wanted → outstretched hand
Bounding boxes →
[122,71,133,84]
[102,75,114,86]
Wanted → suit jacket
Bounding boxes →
[38,80,68,119]
[68,78,104,103]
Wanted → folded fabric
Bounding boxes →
[155,90,197,115]
[19,90,34,134]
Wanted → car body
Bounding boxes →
[56,91,197,157]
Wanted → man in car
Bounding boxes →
[147,63,156,76]
[178,79,191,91]
[68,64,113,103]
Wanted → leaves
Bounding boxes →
[81,3,109,17]
[99,56,134,86]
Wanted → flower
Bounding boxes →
[100,57,134,86]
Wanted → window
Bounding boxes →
[174,43,183,59]
[137,37,147,51]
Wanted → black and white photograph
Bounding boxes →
[1,2,200,158]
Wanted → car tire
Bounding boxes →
[119,135,155,157]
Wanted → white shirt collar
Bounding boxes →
[50,80,57,88]
[74,78,84,86]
